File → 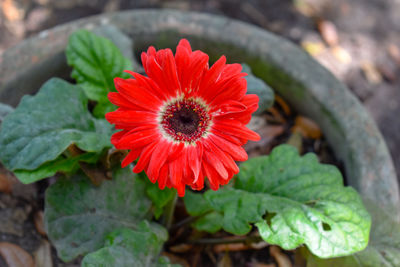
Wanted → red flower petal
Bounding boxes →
[187,143,202,183]
[209,134,248,162]
[121,149,141,168]
[115,131,158,150]
[175,40,209,96]
[202,161,220,191]
[158,164,169,190]
[168,142,185,162]
[105,110,157,128]
[106,39,260,196]
[142,49,180,98]
[169,157,184,196]
[204,150,228,180]
[212,120,261,141]
[108,92,140,110]
[203,138,239,174]
[114,77,162,111]
[197,56,227,101]
[133,141,157,173]
[147,140,171,183]
[209,76,247,106]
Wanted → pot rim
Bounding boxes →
[0,9,398,217]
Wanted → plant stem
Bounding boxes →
[164,192,178,230]
[171,210,213,231]
[188,235,263,245]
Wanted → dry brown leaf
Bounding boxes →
[0,173,12,194]
[4,19,25,38]
[1,0,25,21]
[80,162,109,185]
[34,211,46,236]
[0,166,19,194]
[361,61,383,85]
[387,44,400,66]
[270,246,292,267]
[213,241,268,253]
[259,125,286,141]
[331,46,352,64]
[102,148,129,170]
[301,41,325,57]
[66,144,83,156]
[67,145,109,185]
[251,241,269,250]
[317,20,339,47]
[214,243,249,253]
[245,124,285,156]
[275,95,291,116]
[169,243,192,253]
[25,7,51,32]
[292,116,322,139]
[34,240,53,267]
[0,242,34,267]
[266,107,286,124]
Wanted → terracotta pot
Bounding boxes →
[0,9,398,218]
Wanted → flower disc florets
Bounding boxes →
[160,98,210,144]
[105,39,260,196]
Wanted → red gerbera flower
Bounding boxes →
[105,39,260,196]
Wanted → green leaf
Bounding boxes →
[184,191,223,233]
[93,101,117,119]
[305,199,400,267]
[183,190,213,216]
[188,145,371,258]
[81,221,176,267]
[0,78,113,174]
[145,179,176,219]
[44,167,153,262]
[192,212,223,234]
[14,153,100,184]
[66,29,132,107]
[92,25,141,70]
[242,63,274,114]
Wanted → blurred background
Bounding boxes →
[1,0,400,175]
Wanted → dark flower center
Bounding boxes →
[169,107,200,135]
[161,99,210,143]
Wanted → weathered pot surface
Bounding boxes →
[0,9,398,218]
